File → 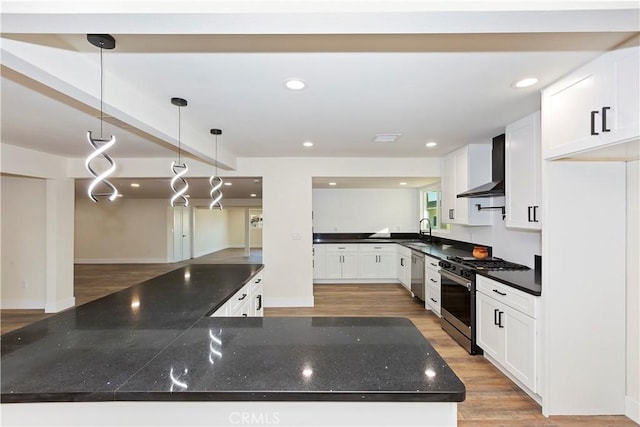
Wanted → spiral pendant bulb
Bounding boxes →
[170,161,189,207]
[85,131,118,202]
[209,175,223,210]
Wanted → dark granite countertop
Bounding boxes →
[476,269,542,296]
[117,317,465,402]
[0,264,262,403]
[1,264,464,404]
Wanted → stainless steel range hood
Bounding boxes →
[457,134,505,198]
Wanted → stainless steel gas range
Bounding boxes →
[438,256,530,355]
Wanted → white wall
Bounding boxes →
[626,160,640,423]
[75,198,170,263]
[228,208,247,248]
[312,188,419,233]
[1,175,47,308]
[193,207,229,257]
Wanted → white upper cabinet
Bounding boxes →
[542,36,639,160]
[505,111,541,230]
[441,144,493,226]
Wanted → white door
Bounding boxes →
[172,206,192,262]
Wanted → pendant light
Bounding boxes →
[170,97,190,207]
[85,34,118,202]
[209,129,223,210]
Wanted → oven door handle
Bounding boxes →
[439,270,471,290]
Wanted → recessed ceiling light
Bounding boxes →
[117,194,123,198]
[285,79,306,90]
[512,77,539,89]
[130,183,140,188]
[185,195,191,198]
[328,182,337,186]
[400,182,407,186]
[224,182,232,186]
[253,179,260,183]
[303,141,314,148]
[250,193,257,197]
[425,142,437,148]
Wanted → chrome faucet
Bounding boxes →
[419,217,432,243]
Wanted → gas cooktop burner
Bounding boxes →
[447,256,530,271]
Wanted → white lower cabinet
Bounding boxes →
[210,271,264,317]
[358,245,397,279]
[313,245,326,279]
[397,245,412,290]
[424,255,441,316]
[476,275,538,395]
[325,245,359,279]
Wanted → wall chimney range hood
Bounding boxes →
[457,134,505,198]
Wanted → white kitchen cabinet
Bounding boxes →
[424,255,441,316]
[313,244,326,279]
[441,144,493,226]
[250,272,264,317]
[542,36,639,160]
[358,244,397,279]
[210,271,264,318]
[325,244,359,279]
[505,111,542,229]
[476,275,538,394]
[397,245,412,290]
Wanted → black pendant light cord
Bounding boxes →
[99,43,104,138]
[215,134,218,176]
[178,106,182,163]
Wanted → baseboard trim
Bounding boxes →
[45,296,75,313]
[314,279,401,284]
[75,258,168,264]
[0,299,45,310]
[626,395,640,424]
[264,296,314,308]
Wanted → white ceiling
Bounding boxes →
[1,3,638,187]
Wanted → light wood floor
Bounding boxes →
[1,248,636,426]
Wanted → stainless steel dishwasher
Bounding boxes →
[410,251,425,301]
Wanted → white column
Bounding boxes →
[244,208,251,257]
[45,177,75,312]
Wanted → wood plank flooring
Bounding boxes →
[1,249,636,426]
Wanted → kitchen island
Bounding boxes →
[1,264,465,426]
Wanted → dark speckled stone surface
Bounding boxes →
[0,264,465,404]
[117,317,465,402]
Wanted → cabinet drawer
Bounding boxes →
[357,244,394,252]
[426,282,441,316]
[229,282,251,312]
[250,272,263,295]
[324,244,358,252]
[425,255,440,272]
[476,275,537,318]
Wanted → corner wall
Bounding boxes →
[0,175,47,308]
[193,207,229,257]
[626,160,639,423]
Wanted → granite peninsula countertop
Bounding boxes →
[0,264,464,404]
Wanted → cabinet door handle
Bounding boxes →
[255,278,262,283]
[242,313,248,317]
[533,206,539,222]
[430,297,438,303]
[430,278,437,283]
[602,106,611,132]
[430,262,438,267]
[400,258,404,267]
[238,293,248,301]
[494,308,500,326]
[492,289,507,296]
[498,311,504,328]
[256,295,262,310]
[374,246,382,249]
[590,110,599,135]
[528,206,533,222]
